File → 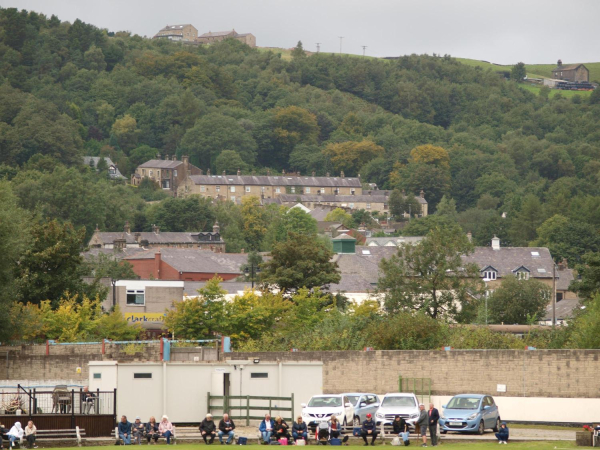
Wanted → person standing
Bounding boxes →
[24,421,37,449]
[218,414,236,445]
[428,404,439,447]
[118,416,133,445]
[200,414,217,445]
[259,414,275,444]
[360,413,378,446]
[392,415,410,445]
[416,404,428,448]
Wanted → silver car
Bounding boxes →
[341,393,381,425]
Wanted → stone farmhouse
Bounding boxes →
[153,24,198,42]
[88,222,226,253]
[131,155,201,196]
[552,59,589,82]
[196,29,256,47]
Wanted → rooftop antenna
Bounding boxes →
[362,45,367,56]
[316,42,321,53]
[338,36,344,54]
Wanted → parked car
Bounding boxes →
[439,394,501,435]
[374,393,420,428]
[341,393,380,425]
[301,394,355,429]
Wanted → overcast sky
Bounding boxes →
[2,0,599,65]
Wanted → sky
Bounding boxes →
[2,0,599,65]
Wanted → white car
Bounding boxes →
[375,393,420,428]
[301,394,355,428]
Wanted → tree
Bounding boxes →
[435,195,458,221]
[146,196,215,232]
[568,294,600,348]
[570,253,600,300]
[241,196,268,250]
[260,232,340,294]
[487,276,551,324]
[378,226,483,321]
[164,276,226,339]
[14,220,88,307]
[271,106,319,168]
[291,41,306,60]
[263,206,318,249]
[215,150,249,175]
[510,62,526,82]
[322,140,384,177]
[111,114,140,151]
[324,208,355,228]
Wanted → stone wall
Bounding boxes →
[228,350,600,399]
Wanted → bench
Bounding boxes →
[114,426,177,445]
[18,428,86,447]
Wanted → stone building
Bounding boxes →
[153,24,198,42]
[131,155,201,196]
[552,60,589,82]
[196,29,256,47]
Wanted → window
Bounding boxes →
[174,170,177,177]
[200,186,206,192]
[483,271,497,280]
[162,180,170,189]
[157,170,160,178]
[317,189,321,194]
[133,373,152,379]
[216,186,220,192]
[149,170,153,177]
[384,203,389,210]
[351,189,355,195]
[231,196,235,203]
[230,186,236,193]
[275,188,281,194]
[291,187,295,194]
[531,251,540,258]
[245,187,251,193]
[334,188,339,195]
[250,372,269,379]
[516,271,530,281]
[305,187,311,194]
[349,203,354,209]
[127,289,145,306]
[142,169,146,176]
[93,373,101,379]
[366,203,371,209]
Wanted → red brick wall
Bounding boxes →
[127,258,239,281]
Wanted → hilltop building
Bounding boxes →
[196,29,256,47]
[153,24,198,42]
[552,59,589,82]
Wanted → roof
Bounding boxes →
[89,231,223,246]
[276,193,425,204]
[83,156,126,179]
[462,246,555,279]
[187,174,362,188]
[199,30,236,38]
[552,63,587,72]
[541,298,582,321]
[556,268,575,291]
[332,233,355,241]
[124,248,248,275]
[366,236,425,247]
[308,206,337,221]
[82,247,148,261]
[138,160,183,169]
[329,247,397,293]
[160,24,193,30]
[365,190,428,205]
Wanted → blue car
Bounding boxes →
[439,394,501,435]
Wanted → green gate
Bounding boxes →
[207,393,294,426]
[399,377,431,405]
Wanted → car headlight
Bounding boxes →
[376,413,384,419]
[467,413,478,420]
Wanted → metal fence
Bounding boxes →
[399,377,431,405]
[0,386,116,416]
[207,393,295,426]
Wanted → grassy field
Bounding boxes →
[519,83,592,98]
[47,444,576,450]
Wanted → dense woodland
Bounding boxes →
[2,9,600,346]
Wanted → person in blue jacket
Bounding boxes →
[361,413,378,446]
[259,414,275,444]
[495,422,509,444]
[118,415,133,445]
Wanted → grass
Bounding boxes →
[507,423,579,431]
[46,444,576,450]
[519,83,592,98]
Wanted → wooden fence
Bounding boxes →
[207,393,294,426]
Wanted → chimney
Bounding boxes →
[95,223,99,232]
[164,154,169,161]
[213,221,220,234]
[282,169,285,175]
[134,232,141,243]
[152,224,160,235]
[207,168,211,175]
[491,235,500,251]
[312,171,315,177]
[266,169,271,176]
[420,189,425,198]
[172,155,177,161]
[154,251,161,279]
[557,59,563,67]
[340,171,345,178]
[237,169,241,176]
[157,153,161,160]
[124,221,131,234]
[182,155,189,167]
[467,231,472,242]
[222,170,226,176]
[298,171,300,176]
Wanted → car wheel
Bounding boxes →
[477,421,484,435]
[353,416,361,427]
[440,430,447,435]
[493,418,500,433]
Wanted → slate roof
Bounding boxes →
[138,160,183,169]
[187,174,362,188]
[308,206,336,221]
[366,236,424,246]
[82,247,148,261]
[541,298,581,321]
[364,190,428,205]
[329,247,397,293]
[199,30,236,37]
[552,63,586,72]
[83,156,126,179]
[90,231,223,246]
[556,268,575,291]
[124,248,248,274]
[462,246,554,279]
[276,193,426,205]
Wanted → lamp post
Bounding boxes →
[244,263,261,289]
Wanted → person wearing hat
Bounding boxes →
[159,416,174,445]
[132,417,144,445]
[360,413,378,446]
[495,422,509,444]
[416,404,428,447]
[200,414,217,444]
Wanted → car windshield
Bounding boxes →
[446,397,481,410]
[347,396,360,406]
[308,396,342,407]
[381,397,416,407]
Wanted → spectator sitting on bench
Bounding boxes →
[145,417,159,444]
[218,414,236,445]
[317,421,329,443]
[7,422,23,449]
[1,423,9,450]
[259,414,275,445]
[159,416,173,445]
[132,417,144,445]
[273,417,291,442]
[393,415,410,446]
[119,416,133,445]
[361,414,378,446]
[292,417,308,443]
[24,421,37,449]
[200,414,217,445]
[328,416,349,445]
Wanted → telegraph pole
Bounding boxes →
[362,45,367,56]
[316,43,321,53]
[338,36,344,54]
